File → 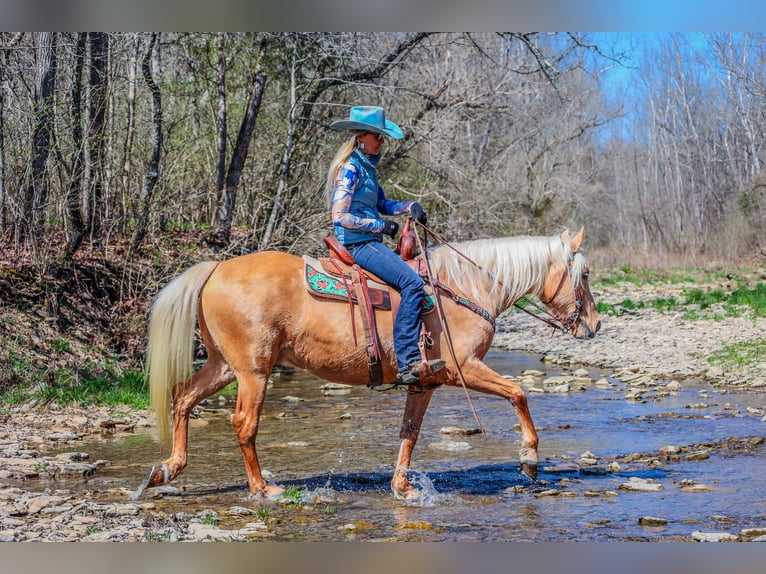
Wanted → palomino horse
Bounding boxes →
[137,228,600,500]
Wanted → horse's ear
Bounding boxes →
[560,229,570,244]
[571,226,585,253]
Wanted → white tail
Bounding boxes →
[146,261,219,448]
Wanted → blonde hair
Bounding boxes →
[325,134,360,206]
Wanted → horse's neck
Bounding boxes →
[433,237,552,318]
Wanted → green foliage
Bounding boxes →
[1,367,148,409]
[708,338,766,368]
[198,510,219,526]
[281,485,305,506]
[51,338,70,353]
[595,265,766,321]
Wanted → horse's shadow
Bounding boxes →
[181,462,669,498]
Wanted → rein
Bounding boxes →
[412,221,486,436]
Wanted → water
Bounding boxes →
[56,351,766,541]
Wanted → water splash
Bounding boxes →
[404,469,463,507]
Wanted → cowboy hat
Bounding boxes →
[329,106,403,139]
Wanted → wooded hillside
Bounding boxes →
[1,32,765,265]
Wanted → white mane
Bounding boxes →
[427,234,580,316]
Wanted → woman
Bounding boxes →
[326,105,444,386]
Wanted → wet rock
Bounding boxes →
[685,450,710,461]
[741,528,766,537]
[281,395,304,402]
[543,375,575,387]
[534,489,560,498]
[428,441,472,452]
[638,516,668,526]
[439,426,482,436]
[691,531,738,542]
[619,477,664,492]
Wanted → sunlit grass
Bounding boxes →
[708,338,766,368]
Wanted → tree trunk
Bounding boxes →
[87,32,108,237]
[258,39,297,251]
[214,32,227,219]
[119,33,140,229]
[61,32,87,262]
[20,32,57,243]
[130,33,162,251]
[215,35,268,244]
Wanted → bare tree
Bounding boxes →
[20,32,57,244]
[61,32,88,262]
[214,34,268,244]
[130,33,162,251]
[86,32,108,236]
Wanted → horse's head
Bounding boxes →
[540,227,601,339]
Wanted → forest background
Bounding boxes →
[1,31,766,381]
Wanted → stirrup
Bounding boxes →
[411,358,446,377]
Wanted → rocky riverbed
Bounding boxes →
[1,280,765,542]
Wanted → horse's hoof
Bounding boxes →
[249,484,284,501]
[129,465,160,500]
[520,461,538,483]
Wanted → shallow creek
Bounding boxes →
[38,350,766,541]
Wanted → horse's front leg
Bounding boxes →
[392,386,437,500]
[458,359,539,480]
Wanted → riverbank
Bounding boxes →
[494,278,766,388]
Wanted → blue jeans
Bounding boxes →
[347,240,424,371]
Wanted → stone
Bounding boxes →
[691,531,738,542]
[439,426,482,435]
[638,516,668,526]
[428,441,472,452]
[619,477,664,492]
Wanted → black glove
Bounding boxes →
[381,219,400,238]
[409,202,427,225]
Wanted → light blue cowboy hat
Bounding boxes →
[330,106,404,139]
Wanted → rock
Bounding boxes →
[685,450,710,461]
[707,366,725,378]
[428,441,472,452]
[691,531,738,542]
[439,426,482,436]
[533,489,560,498]
[619,477,664,492]
[740,528,766,537]
[638,516,668,526]
[543,375,575,387]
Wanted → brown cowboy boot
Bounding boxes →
[397,358,446,385]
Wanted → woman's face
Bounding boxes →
[357,131,385,155]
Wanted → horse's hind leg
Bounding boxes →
[231,368,283,498]
[145,348,234,489]
[391,387,437,500]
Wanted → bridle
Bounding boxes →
[414,222,587,335]
[514,252,587,335]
